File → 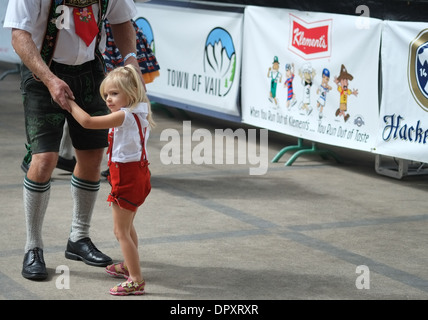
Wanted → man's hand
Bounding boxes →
[11,28,75,111]
[45,77,75,112]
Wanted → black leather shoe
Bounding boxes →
[20,152,76,174]
[65,237,112,267]
[22,247,48,280]
[101,168,109,178]
[56,156,76,173]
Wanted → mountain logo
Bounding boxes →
[203,27,237,97]
[288,13,332,60]
[135,17,156,54]
[408,29,428,112]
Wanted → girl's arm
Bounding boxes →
[68,99,125,129]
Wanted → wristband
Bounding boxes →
[124,52,137,62]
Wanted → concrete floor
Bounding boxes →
[1,61,428,302]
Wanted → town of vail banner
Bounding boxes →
[376,20,428,163]
[135,2,242,118]
[241,6,381,152]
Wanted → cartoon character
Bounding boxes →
[284,63,297,109]
[298,63,316,115]
[334,64,358,122]
[267,56,282,107]
[316,68,332,119]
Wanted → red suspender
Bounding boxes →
[107,113,147,165]
[133,114,148,162]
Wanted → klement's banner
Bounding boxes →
[376,21,428,163]
[135,3,242,118]
[241,6,382,152]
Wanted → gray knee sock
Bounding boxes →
[70,174,100,242]
[23,177,51,252]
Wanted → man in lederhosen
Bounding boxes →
[4,0,144,281]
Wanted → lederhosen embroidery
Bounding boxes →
[35,0,109,80]
[65,0,98,7]
[95,0,109,72]
[36,0,64,79]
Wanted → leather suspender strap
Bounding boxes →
[34,0,65,80]
[38,0,108,71]
[94,0,109,72]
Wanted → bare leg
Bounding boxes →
[112,203,142,282]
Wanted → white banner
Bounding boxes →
[241,6,382,152]
[0,2,20,64]
[376,20,428,163]
[135,3,242,118]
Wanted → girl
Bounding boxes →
[68,65,154,296]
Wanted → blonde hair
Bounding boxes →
[100,65,155,128]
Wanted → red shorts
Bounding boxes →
[107,160,151,211]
